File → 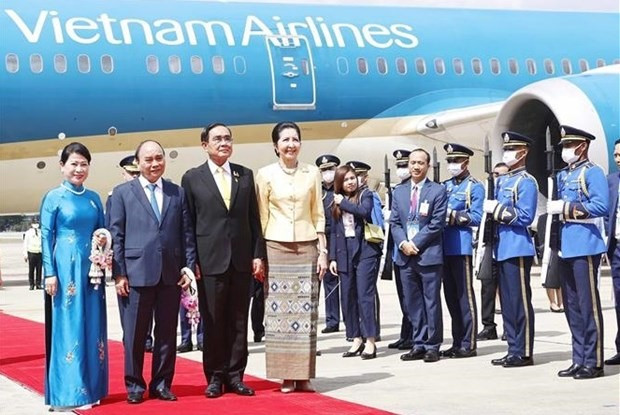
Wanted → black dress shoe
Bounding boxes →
[321,326,339,334]
[346,337,353,342]
[29,286,34,290]
[491,355,510,366]
[127,392,144,404]
[604,352,620,365]
[144,343,153,353]
[176,343,193,353]
[254,332,264,343]
[503,355,533,367]
[205,380,223,398]
[501,332,507,341]
[398,340,413,350]
[476,327,498,341]
[226,381,255,396]
[401,348,426,361]
[573,366,604,379]
[36,285,43,290]
[361,345,377,360]
[343,343,365,357]
[439,347,457,358]
[558,363,582,377]
[454,348,477,358]
[423,350,440,363]
[150,387,177,401]
[388,339,404,349]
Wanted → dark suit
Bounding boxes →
[181,161,265,386]
[110,178,196,394]
[607,172,620,355]
[390,179,447,351]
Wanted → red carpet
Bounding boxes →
[0,312,394,415]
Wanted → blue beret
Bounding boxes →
[560,125,596,142]
[444,143,474,157]
[502,131,534,146]
[315,154,340,169]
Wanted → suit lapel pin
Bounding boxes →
[233,170,239,182]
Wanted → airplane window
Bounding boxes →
[377,57,387,75]
[471,58,482,75]
[6,53,18,73]
[452,58,464,75]
[396,57,407,75]
[77,54,90,73]
[526,59,536,75]
[146,55,159,74]
[337,57,349,75]
[434,58,445,75]
[490,58,501,75]
[54,54,67,74]
[30,54,43,74]
[415,58,426,75]
[169,55,181,74]
[596,59,606,67]
[544,58,555,74]
[191,56,203,74]
[508,58,519,75]
[233,56,246,75]
[578,59,589,72]
[101,55,113,74]
[301,59,310,75]
[357,58,368,75]
[212,56,225,74]
[561,59,572,75]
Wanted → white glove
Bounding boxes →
[483,200,499,214]
[547,200,565,215]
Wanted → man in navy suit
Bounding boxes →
[605,138,620,366]
[390,148,448,363]
[110,140,196,404]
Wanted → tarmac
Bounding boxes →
[0,233,618,415]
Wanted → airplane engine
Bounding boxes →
[492,65,620,195]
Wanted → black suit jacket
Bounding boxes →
[181,161,265,276]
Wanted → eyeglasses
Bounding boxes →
[211,135,233,144]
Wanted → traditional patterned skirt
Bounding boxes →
[265,240,319,380]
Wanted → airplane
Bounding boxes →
[0,0,618,215]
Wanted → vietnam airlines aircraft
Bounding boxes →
[0,0,618,214]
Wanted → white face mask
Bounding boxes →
[357,176,364,187]
[396,167,410,180]
[502,150,521,167]
[32,223,39,229]
[561,145,583,165]
[447,162,464,177]
[321,170,335,184]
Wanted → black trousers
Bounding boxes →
[480,260,500,330]
[27,252,42,287]
[250,279,265,337]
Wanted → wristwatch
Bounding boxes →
[319,248,328,255]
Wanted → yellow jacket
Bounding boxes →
[256,162,325,242]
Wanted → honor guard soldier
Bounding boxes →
[483,131,538,367]
[387,150,414,351]
[440,144,484,358]
[605,139,620,366]
[316,154,342,334]
[548,126,608,379]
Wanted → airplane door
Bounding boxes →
[266,35,316,110]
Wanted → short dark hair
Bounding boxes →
[271,121,301,157]
[201,123,232,142]
[615,138,620,146]
[494,162,508,169]
[134,140,165,161]
[60,142,91,164]
[410,148,430,164]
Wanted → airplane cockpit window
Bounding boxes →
[596,59,606,67]
[544,58,555,74]
[233,56,246,75]
[101,55,113,74]
[452,58,464,75]
[54,55,67,74]
[146,55,159,74]
[357,58,368,75]
[490,58,500,75]
[434,58,445,75]
[561,59,572,75]
[30,54,43,74]
[6,54,19,73]
[377,57,387,75]
[191,56,203,74]
[395,57,407,75]
[526,59,536,75]
[508,58,519,75]
[415,58,426,75]
[212,56,225,74]
[337,57,349,75]
[578,59,589,72]
[471,58,482,75]
[78,54,90,74]
[169,55,181,74]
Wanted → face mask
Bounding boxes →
[357,177,364,187]
[561,145,583,165]
[447,162,464,177]
[396,167,410,180]
[502,150,521,167]
[321,170,335,184]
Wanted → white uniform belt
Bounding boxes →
[565,218,597,224]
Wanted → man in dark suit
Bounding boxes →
[181,123,266,398]
[110,140,196,404]
[390,148,448,363]
[605,138,620,366]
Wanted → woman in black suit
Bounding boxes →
[328,166,382,359]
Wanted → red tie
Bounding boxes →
[410,185,418,215]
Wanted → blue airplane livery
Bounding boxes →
[0,0,618,214]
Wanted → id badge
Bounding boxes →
[419,201,430,217]
[407,219,420,241]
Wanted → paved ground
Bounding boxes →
[0,234,618,414]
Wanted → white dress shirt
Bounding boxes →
[207,158,232,194]
[138,175,163,213]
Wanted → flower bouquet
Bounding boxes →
[180,267,200,327]
[88,228,112,289]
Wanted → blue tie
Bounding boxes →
[148,183,161,223]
